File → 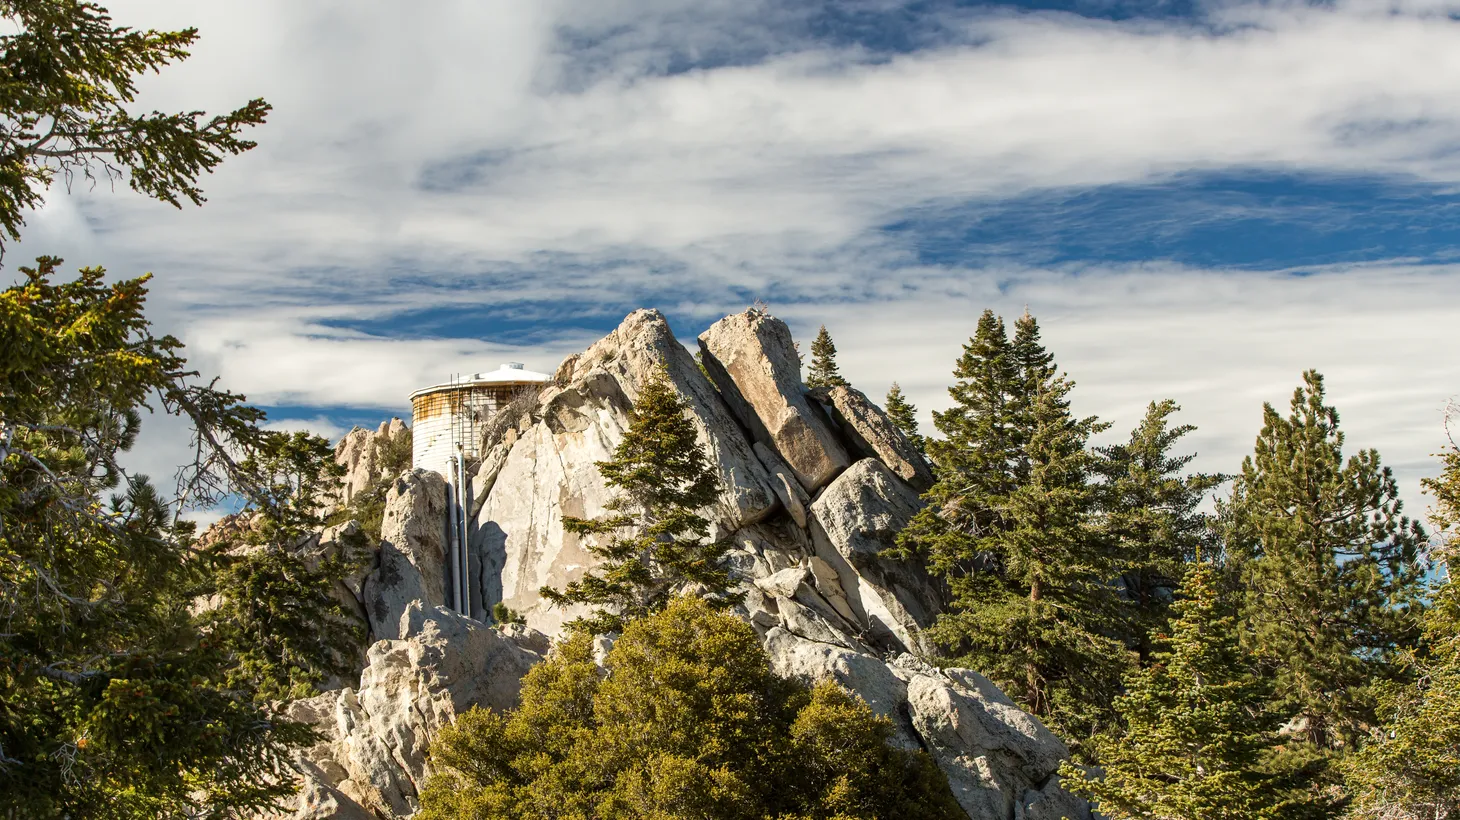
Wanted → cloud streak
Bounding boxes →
[6,0,1457,518]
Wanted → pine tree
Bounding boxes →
[1220,370,1426,749]
[806,324,850,389]
[0,0,269,253]
[1096,400,1225,662]
[1062,562,1297,820]
[541,370,737,633]
[1343,428,1460,820]
[0,261,325,816]
[201,431,365,701]
[896,309,1128,745]
[890,310,1018,570]
[884,383,926,455]
[1010,310,1057,473]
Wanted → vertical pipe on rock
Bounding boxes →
[456,444,471,619]
[447,454,463,615]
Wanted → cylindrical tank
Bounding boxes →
[409,362,552,477]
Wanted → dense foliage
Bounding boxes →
[1096,400,1224,662]
[542,369,739,634]
[1219,371,1426,749]
[878,306,1457,816]
[1342,431,1460,820]
[1063,562,1298,820]
[418,596,965,820]
[198,431,366,701]
[894,310,1131,744]
[0,261,332,817]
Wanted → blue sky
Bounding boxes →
[10,0,1460,521]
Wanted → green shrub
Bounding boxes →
[419,596,965,820]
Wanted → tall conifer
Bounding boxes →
[1343,428,1460,820]
[896,309,1128,744]
[806,325,850,389]
[1096,400,1225,662]
[1219,370,1426,748]
[542,370,735,634]
[1063,562,1296,820]
[884,383,925,455]
[891,310,1017,571]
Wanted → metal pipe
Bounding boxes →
[447,455,462,614]
[456,446,470,618]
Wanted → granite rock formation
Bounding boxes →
[267,308,1091,820]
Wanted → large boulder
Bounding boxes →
[333,418,410,507]
[557,308,780,530]
[698,310,851,492]
[808,458,945,654]
[764,627,1082,820]
[472,310,780,635]
[811,384,935,492]
[275,605,546,818]
[363,470,449,641]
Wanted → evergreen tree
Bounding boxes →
[805,324,850,389]
[541,370,737,634]
[896,309,1128,745]
[1219,370,1426,749]
[1097,400,1225,662]
[200,431,366,701]
[884,382,926,454]
[419,596,966,820]
[0,261,322,817]
[1343,430,1460,820]
[1009,310,1057,470]
[1063,562,1298,820]
[0,0,269,254]
[890,310,1018,570]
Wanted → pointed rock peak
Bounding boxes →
[699,310,850,492]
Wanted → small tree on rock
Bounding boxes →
[806,324,850,389]
[884,382,926,455]
[541,369,737,634]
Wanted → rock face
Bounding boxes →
[699,310,851,492]
[272,308,1090,820]
[473,309,781,635]
[364,471,449,641]
[811,384,935,492]
[333,418,410,507]
[280,605,546,818]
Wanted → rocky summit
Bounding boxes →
[271,308,1092,820]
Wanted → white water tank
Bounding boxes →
[409,363,552,477]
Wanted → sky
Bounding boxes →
[9,0,1460,523]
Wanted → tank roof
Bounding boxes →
[409,362,553,400]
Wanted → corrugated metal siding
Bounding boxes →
[410,384,526,476]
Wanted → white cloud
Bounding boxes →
[261,416,352,441]
[182,316,595,410]
[772,260,1460,522]
[8,0,1460,523]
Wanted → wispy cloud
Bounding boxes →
[8,0,1459,518]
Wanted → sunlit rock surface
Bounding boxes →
[261,308,1091,820]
